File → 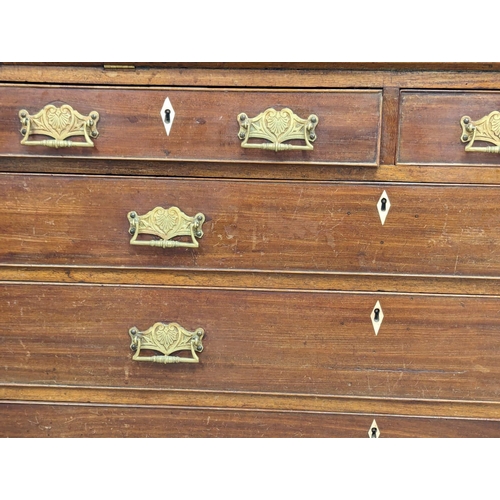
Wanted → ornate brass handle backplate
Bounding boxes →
[237,108,318,152]
[460,111,500,153]
[129,322,204,364]
[19,104,99,148]
[128,206,205,248]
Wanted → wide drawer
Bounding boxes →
[398,90,500,166]
[2,283,499,401]
[0,85,382,166]
[1,403,498,437]
[2,174,500,277]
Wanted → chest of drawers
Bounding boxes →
[0,63,499,437]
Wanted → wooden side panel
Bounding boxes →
[0,403,498,437]
[398,90,500,166]
[0,86,381,166]
[2,174,500,277]
[1,284,500,401]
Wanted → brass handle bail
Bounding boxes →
[460,111,500,153]
[129,323,205,364]
[19,104,100,148]
[237,107,318,152]
[128,206,205,249]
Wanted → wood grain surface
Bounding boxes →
[1,156,500,184]
[2,64,500,437]
[2,384,499,419]
[2,65,500,91]
[2,173,500,277]
[0,86,381,166]
[0,402,498,437]
[2,267,500,295]
[5,62,500,71]
[398,90,500,166]
[380,87,400,165]
[1,283,499,401]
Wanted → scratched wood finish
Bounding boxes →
[2,64,500,437]
[3,267,500,295]
[2,173,500,277]
[380,87,400,165]
[0,403,498,437]
[2,157,500,184]
[2,384,500,419]
[6,63,500,70]
[1,283,500,401]
[3,65,500,91]
[398,90,500,166]
[0,85,381,166]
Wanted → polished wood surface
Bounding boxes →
[2,65,500,90]
[1,402,498,437]
[380,87,400,165]
[1,283,499,401]
[2,173,500,276]
[3,267,500,295]
[398,90,500,166]
[2,384,499,420]
[5,63,500,70]
[0,86,381,166]
[2,157,499,184]
[1,64,499,437]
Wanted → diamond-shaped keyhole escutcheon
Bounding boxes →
[370,300,384,336]
[368,419,380,438]
[377,190,391,225]
[160,97,175,136]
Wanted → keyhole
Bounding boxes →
[374,308,380,322]
[164,109,171,123]
[380,198,387,211]
[371,427,378,438]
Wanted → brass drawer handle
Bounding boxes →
[128,206,205,248]
[237,107,318,152]
[461,112,500,153]
[19,104,99,148]
[129,322,204,364]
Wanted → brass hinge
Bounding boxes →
[103,64,136,70]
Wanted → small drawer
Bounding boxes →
[0,85,382,166]
[398,90,500,166]
[1,174,500,277]
[1,283,499,402]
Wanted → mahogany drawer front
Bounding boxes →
[2,283,499,401]
[0,403,498,437]
[398,90,500,166]
[2,174,500,277]
[0,85,381,166]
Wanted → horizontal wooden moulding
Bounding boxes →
[0,401,499,437]
[3,65,500,90]
[1,383,500,420]
[1,157,500,183]
[1,267,500,295]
